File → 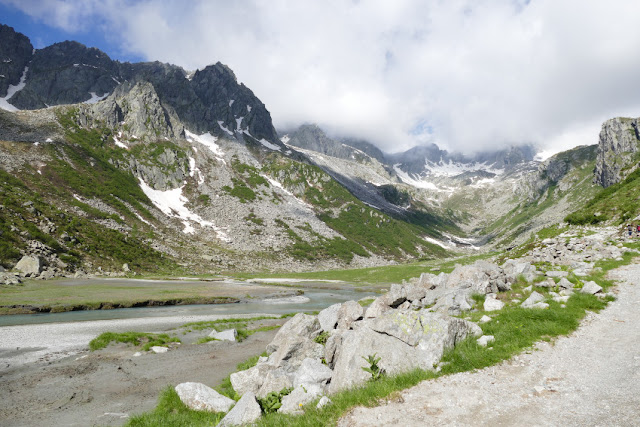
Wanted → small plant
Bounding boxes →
[361,353,385,381]
[314,331,330,345]
[257,387,293,414]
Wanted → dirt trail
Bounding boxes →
[339,263,640,427]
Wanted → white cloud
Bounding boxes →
[4,0,640,154]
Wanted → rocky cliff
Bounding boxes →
[595,117,640,187]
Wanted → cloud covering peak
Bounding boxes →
[3,0,640,155]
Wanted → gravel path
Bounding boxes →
[339,262,640,427]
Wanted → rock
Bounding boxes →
[209,329,237,342]
[266,313,321,354]
[324,330,343,368]
[150,346,168,353]
[477,335,495,347]
[174,382,235,413]
[39,268,56,280]
[293,358,333,389]
[545,270,568,278]
[530,302,550,310]
[230,363,270,397]
[329,311,481,393]
[553,296,570,303]
[317,303,341,332]
[381,284,407,307]
[537,278,556,288]
[317,395,331,409]
[218,392,262,427]
[580,281,603,295]
[122,263,130,272]
[0,272,21,285]
[479,315,492,324]
[557,278,574,289]
[364,297,389,318]
[483,294,504,312]
[279,383,324,414]
[405,285,427,303]
[256,367,293,398]
[523,285,533,293]
[132,352,142,357]
[533,385,546,396]
[14,255,43,275]
[336,300,364,330]
[521,291,545,308]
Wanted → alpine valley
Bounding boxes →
[1,23,639,278]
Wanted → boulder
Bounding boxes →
[150,346,168,353]
[0,272,21,285]
[479,315,492,324]
[521,291,545,308]
[279,383,324,414]
[174,382,235,413]
[230,363,270,397]
[266,313,321,354]
[14,255,43,275]
[317,395,331,409]
[324,330,343,368]
[363,297,389,318]
[329,310,481,393]
[483,294,504,312]
[218,392,262,427]
[381,283,407,307]
[405,285,427,303]
[317,303,341,332]
[545,270,568,278]
[293,358,333,388]
[256,367,293,398]
[580,281,603,295]
[557,278,574,289]
[336,300,364,330]
[209,329,237,342]
[477,335,495,347]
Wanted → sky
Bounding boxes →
[2,0,640,156]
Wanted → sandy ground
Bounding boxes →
[339,262,640,427]
[0,314,283,427]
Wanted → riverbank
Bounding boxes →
[0,277,303,315]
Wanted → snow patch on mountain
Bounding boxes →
[185,130,226,163]
[425,159,505,177]
[83,92,109,104]
[0,66,28,112]
[217,121,234,136]
[260,139,282,151]
[393,164,446,191]
[138,178,229,241]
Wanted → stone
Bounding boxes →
[317,303,341,332]
[293,358,333,389]
[483,294,504,312]
[479,315,492,324]
[316,395,331,409]
[150,346,168,353]
[122,263,130,272]
[382,284,407,307]
[218,392,262,427]
[477,335,495,347]
[209,328,237,342]
[324,330,343,368]
[521,291,545,308]
[559,289,574,296]
[553,296,570,303]
[530,302,550,310]
[336,300,364,330]
[545,270,569,278]
[256,367,293,398]
[14,255,43,275]
[279,383,324,414]
[557,278,574,289]
[230,363,270,396]
[0,272,21,285]
[266,313,321,354]
[364,297,389,318]
[132,352,142,357]
[523,285,533,293]
[405,285,427,303]
[537,278,556,288]
[580,281,603,295]
[174,382,235,413]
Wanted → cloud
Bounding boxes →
[4,0,640,154]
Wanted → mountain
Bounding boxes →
[0,24,454,277]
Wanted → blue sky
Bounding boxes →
[1,0,640,156]
[0,2,142,62]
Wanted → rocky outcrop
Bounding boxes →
[595,117,640,187]
[0,24,33,98]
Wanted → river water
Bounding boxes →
[0,280,374,327]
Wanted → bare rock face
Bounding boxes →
[14,255,43,275]
[595,117,640,187]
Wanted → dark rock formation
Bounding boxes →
[0,24,33,98]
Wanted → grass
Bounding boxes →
[89,332,180,351]
[0,279,243,315]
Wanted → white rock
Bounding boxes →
[521,291,545,308]
[479,315,492,324]
[293,357,333,388]
[553,296,570,303]
[132,352,143,357]
[336,300,364,329]
[318,303,342,331]
[174,382,235,413]
[477,335,495,347]
[483,295,504,312]
[530,302,550,310]
[523,285,533,293]
[316,395,331,409]
[14,255,43,275]
[218,392,262,427]
[279,384,323,414]
[545,270,568,278]
[209,328,237,341]
[150,346,168,353]
[580,281,603,295]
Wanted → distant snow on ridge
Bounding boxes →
[185,129,226,163]
[424,159,505,177]
[393,164,448,192]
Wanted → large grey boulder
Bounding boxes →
[256,367,293,398]
[266,313,321,354]
[336,300,364,329]
[174,382,235,413]
[317,303,341,332]
[381,284,407,307]
[14,255,43,275]
[230,363,270,396]
[329,310,481,393]
[218,392,262,427]
[363,297,389,318]
[293,358,333,388]
[209,329,237,342]
[0,272,21,285]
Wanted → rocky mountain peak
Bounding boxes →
[0,23,32,97]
